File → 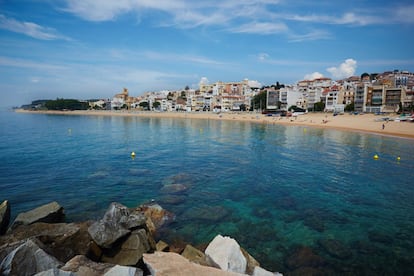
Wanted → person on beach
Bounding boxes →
[382,124,385,130]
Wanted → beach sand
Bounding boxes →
[16,109,414,139]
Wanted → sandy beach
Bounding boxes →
[16,109,414,139]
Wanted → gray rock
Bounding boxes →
[104,265,143,276]
[205,235,247,274]
[35,268,77,276]
[88,220,130,249]
[101,228,155,266]
[61,255,115,276]
[0,238,62,275]
[88,202,132,248]
[0,200,10,235]
[11,201,64,229]
[0,221,93,263]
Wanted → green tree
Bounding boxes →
[251,90,267,111]
[45,99,89,110]
[153,101,161,109]
[344,102,354,112]
[139,101,149,110]
[313,101,325,112]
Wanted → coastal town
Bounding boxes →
[21,69,414,115]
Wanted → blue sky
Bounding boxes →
[1,0,414,106]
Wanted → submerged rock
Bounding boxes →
[205,234,247,274]
[11,201,65,229]
[160,184,188,194]
[0,200,10,235]
[182,205,230,222]
[285,246,325,270]
[158,195,187,205]
[318,239,352,259]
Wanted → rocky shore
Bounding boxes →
[0,200,283,276]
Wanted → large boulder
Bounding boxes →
[0,238,62,275]
[35,268,76,276]
[181,244,209,266]
[0,221,93,263]
[11,201,65,229]
[0,200,10,235]
[205,235,247,274]
[101,228,155,266]
[137,203,175,234]
[104,265,143,276]
[88,202,144,248]
[61,255,115,275]
[143,251,244,276]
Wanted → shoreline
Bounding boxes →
[15,109,414,139]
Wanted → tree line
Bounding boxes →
[45,99,89,110]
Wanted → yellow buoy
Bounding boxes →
[397,156,401,161]
[373,154,379,160]
[131,152,136,158]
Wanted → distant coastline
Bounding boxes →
[15,109,414,139]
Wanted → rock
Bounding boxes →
[0,238,62,275]
[34,268,76,276]
[205,235,247,274]
[252,266,283,276]
[61,255,114,275]
[158,195,187,205]
[101,228,155,266]
[240,247,260,275]
[181,244,209,266]
[182,205,231,222]
[318,239,352,259]
[88,202,132,248]
[0,200,10,235]
[285,246,325,270]
[143,251,244,276]
[104,265,143,276]
[11,201,65,229]
[0,221,93,263]
[156,240,169,252]
[139,203,175,233]
[160,184,188,194]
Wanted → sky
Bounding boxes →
[1,0,414,106]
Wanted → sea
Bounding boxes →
[1,110,413,274]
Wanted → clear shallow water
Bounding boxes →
[1,110,413,274]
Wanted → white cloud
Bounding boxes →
[199,77,209,85]
[229,22,288,34]
[257,53,270,61]
[288,29,332,42]
[304,72,324,80]
[248,80,261,88]
[327,59,357,79]
[0,14,70,40]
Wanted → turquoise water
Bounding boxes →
[1,110,413,274]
